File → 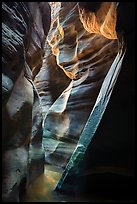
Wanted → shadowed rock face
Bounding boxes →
[35,2,118,168]
[25,2,51,80]
[79,2,102,12]
[2,2,51,202]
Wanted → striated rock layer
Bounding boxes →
[78,2,117,39]
[2,2,51,202]
[35,2,118,168]
[55,2,135,200]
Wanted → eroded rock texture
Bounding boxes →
[35,2,118,169]
[79,2,117,39]
[35,2,134,200]
[55,2,135,200]
[2,2,51,202]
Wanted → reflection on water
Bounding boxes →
[23,165,62,202]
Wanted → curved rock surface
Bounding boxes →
[55,2,135,200]
[2,1,134,201]
[78,2,117,39]
[35,2,118,168]
[2,2,51,202]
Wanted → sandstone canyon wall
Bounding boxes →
[54,2,135,200]
[2,1,135,202]
[35,2,119,169]
[2,2,51,201]
[34,2,134,200]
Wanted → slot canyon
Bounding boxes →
[2,2,135,202]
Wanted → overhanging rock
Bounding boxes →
[55,39,126,192]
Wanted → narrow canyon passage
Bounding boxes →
[2,2,135,202]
